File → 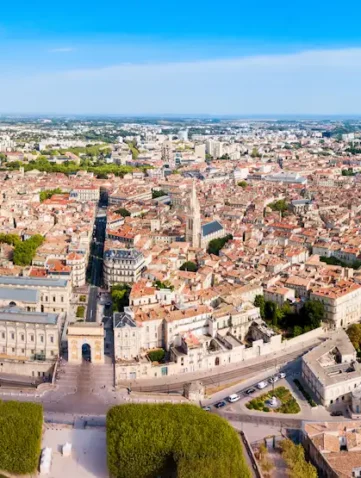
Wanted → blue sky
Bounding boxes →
[1,0,361,115]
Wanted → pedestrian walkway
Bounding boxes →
[45,359,114,403]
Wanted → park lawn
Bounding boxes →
[246,386,300,414]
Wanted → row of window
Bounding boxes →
[42,296,65,302]
[1,347,55,356]
[0,332,54,343]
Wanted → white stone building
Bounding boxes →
[103,248,145,288]
[310,280,361,328]
[302,329,361,406]
[0,307,60,361]
[0,276,71,314]
[70,187,100,202]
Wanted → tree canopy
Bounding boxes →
[126,139,140,159]
[107,403,251,478]
[237,180,248,188]
[268,199,288,213]
[0,233,21,246]
[152,189,167,199]
[0,401,43,475]
[253,296,324,337]
[39,187,63,202]
[300,300,324,329]
[280,439,317,478]
[115,208,131,217]
[347,324,361,350]
[320,255,361,270]
[148,349,165,362]
[111,284,131,312]
[13,234,45,266]
[207,234,233,256]
[180,261,198,272]
[3,158,141,178]
[250,147,261,158]
[154,279,174,291]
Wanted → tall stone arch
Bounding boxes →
[67,323,105,364]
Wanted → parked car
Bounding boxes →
[330,411,343,416]
[202,406,211,412]
[245,387,256,395]
[278,372,286,379]
[269,375,279,384]
[214,401,227,409]
[227,393,241,403]
[257,381,268,390]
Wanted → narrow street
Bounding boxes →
[86,206,106,322]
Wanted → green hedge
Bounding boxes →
[107,404,251,478]
[148,348,165,362]
[246,386,301,414]
[0,401,43,474]
[76,305,85,318]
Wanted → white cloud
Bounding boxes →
[2,47,361,114]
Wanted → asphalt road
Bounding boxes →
[86,286,98,322]
[205,361,300,412]
[86,208,106,322]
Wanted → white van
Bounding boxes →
[257,381,268,390]
[227,393,241,403]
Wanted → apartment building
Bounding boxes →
[205,140,223,159]
[70,187,100,202]
[310,280,361,328]
[66,252,86,287]
[103,248,145,288]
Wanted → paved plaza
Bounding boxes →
[42,425,108,478]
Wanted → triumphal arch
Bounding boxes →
[67,323,105,364]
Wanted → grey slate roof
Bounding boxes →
[0,287,39,303]
[0,276,68,288]
[104,249,143,261]
[202,220,224,237]
[114,312,136,328]
[0,307,58,325]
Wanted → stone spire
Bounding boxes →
[186,180,201,248]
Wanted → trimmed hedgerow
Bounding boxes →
[0,401,43,474]
[107,403,251,478]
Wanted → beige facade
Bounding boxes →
[114,301,262,378]
[310,281,361,328]
[115,326,325,382]
[0,358,55,379]
[103,248,145,288]
[70,187,100,202]
[0,308,60,361]
[0,276,71,315]
[264,286,295,307]
[67,323,105,364]
[302,330,361,406]
[67,253,86,287]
